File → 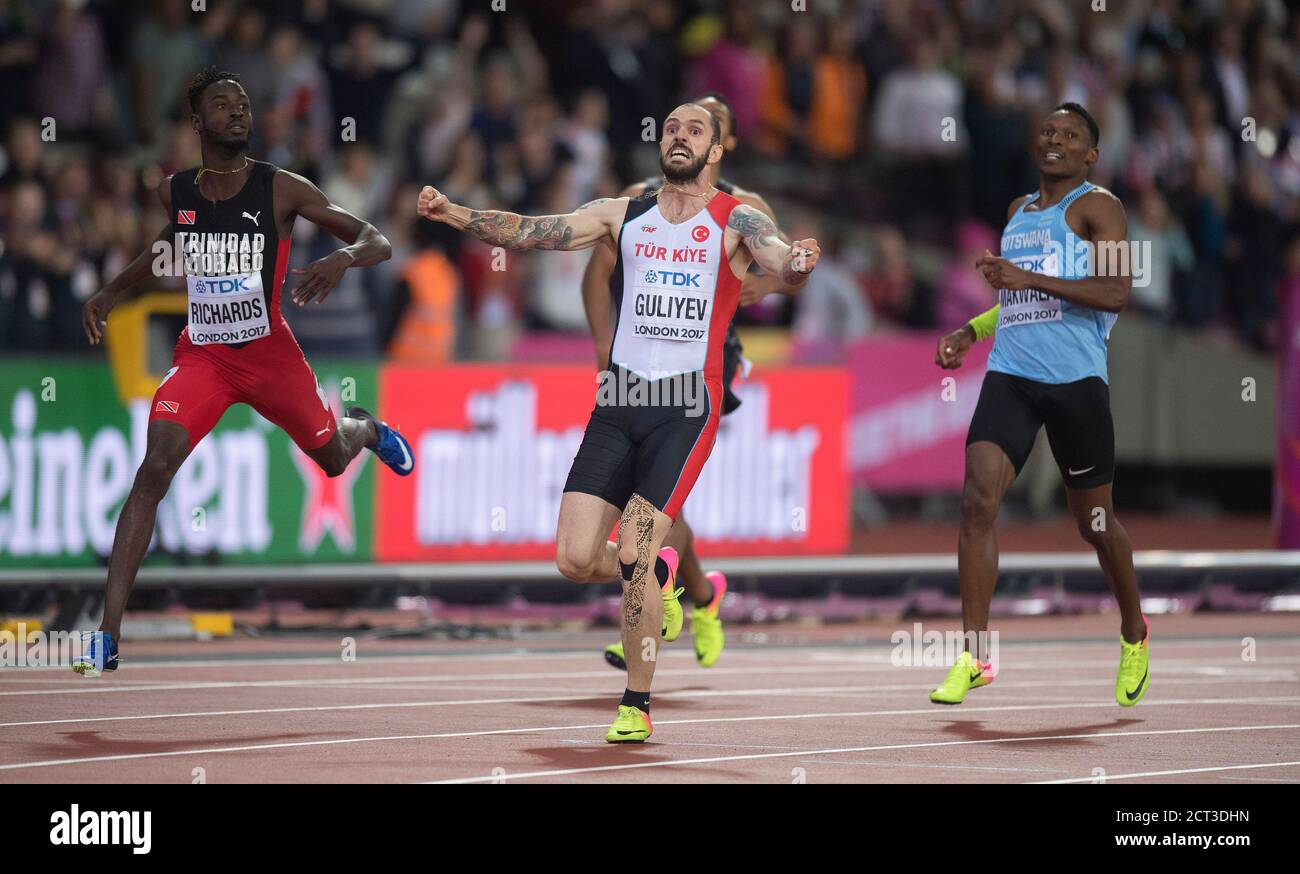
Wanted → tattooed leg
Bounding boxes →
[618,493,673,692]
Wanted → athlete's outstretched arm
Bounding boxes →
[975,191,1130,313]
[277,171,392,306]
[417,186,622,251]
[82,177,174,345]
[728,204,819,286]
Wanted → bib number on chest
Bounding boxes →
[187,272,270,345]
[629,265,712,342]
[997,252,1061,328]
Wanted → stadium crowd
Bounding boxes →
[0,0,1297,359]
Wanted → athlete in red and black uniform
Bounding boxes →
[580,93,805,673]
[418,102,820,742]
[74,68,412,677]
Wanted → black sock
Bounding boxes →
[621,557,669,587]
[621,688,650,714]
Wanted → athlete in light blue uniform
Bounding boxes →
[986,179,1119,384]
[931,103,1149,709]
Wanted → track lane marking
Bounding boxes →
[2,697,1296,773]
[1036,760,1300,783]
[1,677,1294,728]
[432,723,1300,783]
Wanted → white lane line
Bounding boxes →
[801,760,1069,775]
[2,676,1293,728]
[432,723,1300,784]
[1034,761,1300,784]
[0,664,889,696]
[3,697,1296,773]
[5,635,1296,672]
[6,656,1298,697]
[0,684,895,727]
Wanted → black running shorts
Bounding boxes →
[966,370,1115,490]
[564,366,720,519]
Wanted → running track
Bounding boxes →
[1,614,1297,784]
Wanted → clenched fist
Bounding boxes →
[789,238,821,274]
[417,186,452,222]
[935,324,975,369]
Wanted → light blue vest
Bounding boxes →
[986,181,1118,384]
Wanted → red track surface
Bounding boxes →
[2,614,1298,784]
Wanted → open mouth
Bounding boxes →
[669,147,691,159]
[1044,149,1064,162]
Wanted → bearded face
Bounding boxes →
[660,143,709,184]
[658,107,716,185]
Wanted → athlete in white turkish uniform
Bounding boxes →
[418,103,820,742]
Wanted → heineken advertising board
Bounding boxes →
[0,361,376,568]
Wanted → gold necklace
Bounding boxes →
[657,182,715,200]
[195,156,251,186]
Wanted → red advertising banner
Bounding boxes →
[848,336,991,492]
[375,364,848,561]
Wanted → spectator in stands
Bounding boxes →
[526,166,591,334]
[129,0,206,146]
[872,36,966,240]
[34,0,112,139]
[863,225,930,329]
[0,116,45,192]
[686,0,764,141]
[562,89,609,209]
[214,3,275,132]
[1128,187,1194,321]
[1179,156,1229,328]
[760,14,867,163]
[267,22,330,171]
[934,220,998,331]
[327,19,402,147]
[322,141,390,228]
[388,216,461,364]
[1187,90,1235,186]
[792,216,872,360]
[1225,162,1283,350]
[1203,23,1248,130]
[1,179,80,349]
[0,0,38,122]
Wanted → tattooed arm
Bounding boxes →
[417,186,623,251]
[727,204,821,286]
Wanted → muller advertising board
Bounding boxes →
[376,364,849,560]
